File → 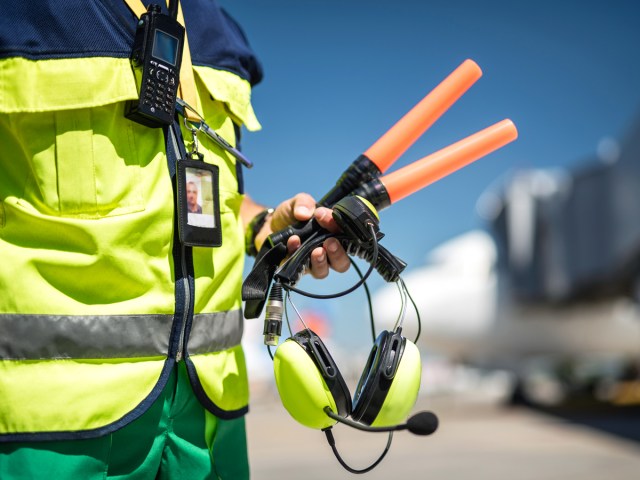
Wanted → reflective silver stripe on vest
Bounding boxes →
[0,310,243,360]
[187,309,244,355]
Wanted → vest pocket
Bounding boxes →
[53,104,145,218]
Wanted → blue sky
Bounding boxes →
[219,0,640,345]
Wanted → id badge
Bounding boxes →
[176,159,222,247]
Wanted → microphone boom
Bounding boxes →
[324,406,438,436]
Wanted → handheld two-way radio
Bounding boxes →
[242,59,518,319]
[126,1,184,127]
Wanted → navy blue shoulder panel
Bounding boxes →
[185,6,263,86]
[0,0,262,85]
[0,1,134,60]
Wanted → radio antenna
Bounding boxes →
[167,0,179,20]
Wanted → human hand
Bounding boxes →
[258,193,350,279]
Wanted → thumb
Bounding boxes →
[270,192,315,231]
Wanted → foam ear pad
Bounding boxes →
[273,330,352,430]
[351,330,421,427]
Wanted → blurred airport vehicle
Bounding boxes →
[373,116,640,407]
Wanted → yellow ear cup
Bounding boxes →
[273,339,338,430]
[370,339,421,427]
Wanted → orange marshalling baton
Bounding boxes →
[320,59,483,206]
[380,119,518,204]
[364,59,483,173]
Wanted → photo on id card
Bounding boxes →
[177,159,221,247]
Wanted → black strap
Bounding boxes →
[241,242,288,319]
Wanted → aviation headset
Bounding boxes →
[273,326,422,430]
[265,196,437,473]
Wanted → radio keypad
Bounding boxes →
[144,60,178,114]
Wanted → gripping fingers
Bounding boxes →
[286,206,350,279]
[309,246,329,279]
[286,235,329,278]
[324,237,350,273]
[307,238,350,279]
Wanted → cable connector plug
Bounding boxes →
[263,282,284,346]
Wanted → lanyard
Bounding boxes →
[123,0,201,121]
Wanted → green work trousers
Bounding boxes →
[0,362,250,479]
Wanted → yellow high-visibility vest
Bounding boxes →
[0,48,261,439]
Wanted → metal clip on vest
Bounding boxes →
[175,98,253,168]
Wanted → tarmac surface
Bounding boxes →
[245,392,640,480]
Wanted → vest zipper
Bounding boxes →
[176,243,191,362]
[167,123,193,363]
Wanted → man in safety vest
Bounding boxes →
[0,1,349,478]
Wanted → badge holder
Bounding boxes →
[176,123,222,247]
